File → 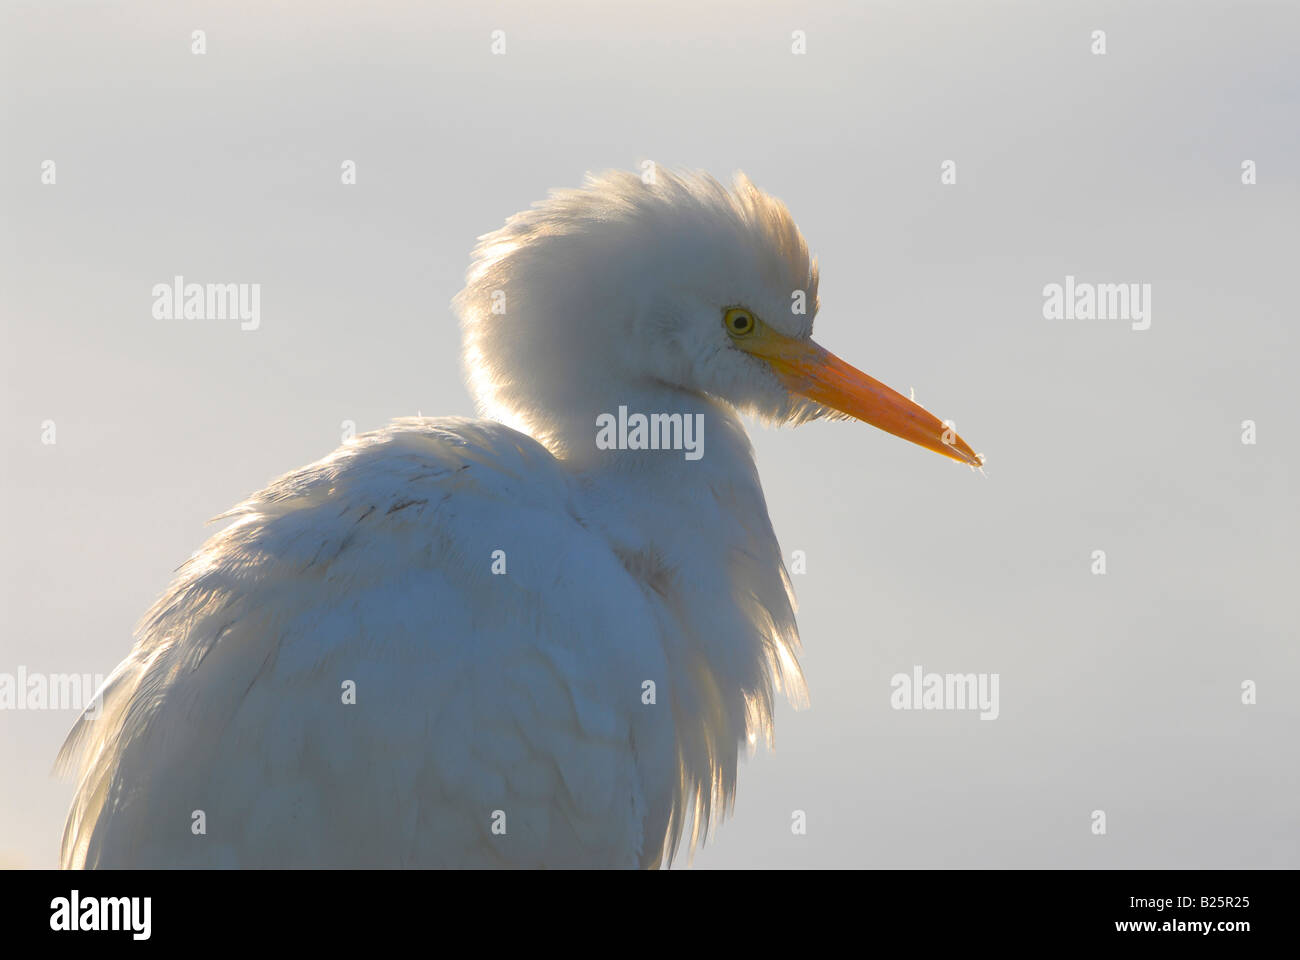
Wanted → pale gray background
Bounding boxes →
[2,0,1297,868]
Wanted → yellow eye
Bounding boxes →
[723,307,756,337]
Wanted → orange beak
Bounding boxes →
[746,330,982,467]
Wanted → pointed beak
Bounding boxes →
[747,331,982,467]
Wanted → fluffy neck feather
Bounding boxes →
[453,171,812,860]
[567,384,807,861]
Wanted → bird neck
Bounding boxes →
[556,383,805,853]
[552,383,768,569]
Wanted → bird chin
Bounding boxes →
[781,397,849,426]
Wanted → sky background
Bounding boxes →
[2,0,1297,868]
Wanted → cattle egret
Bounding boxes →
[58,170,981,868]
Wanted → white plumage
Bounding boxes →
[58,170,979,868]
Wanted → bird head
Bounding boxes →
[456,168,981,467]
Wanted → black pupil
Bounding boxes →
[733,315,747,329]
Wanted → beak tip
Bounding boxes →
[945,440,983,469]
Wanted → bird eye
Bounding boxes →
[723,307,756,337]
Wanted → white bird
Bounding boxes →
[57,170,981,868]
